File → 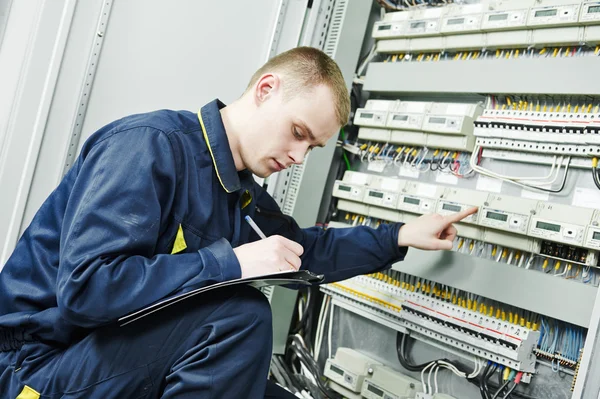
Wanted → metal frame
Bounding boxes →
[573,286,600,397]
[272,0,373,227]
[60,0,114,177]
[0,0,13,51]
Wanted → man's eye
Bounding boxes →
[293,128,303,139]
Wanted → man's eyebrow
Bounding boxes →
[297,121,326,148]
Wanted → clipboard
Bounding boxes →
[118,270,324,326]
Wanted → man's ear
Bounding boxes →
[254,73,280,105]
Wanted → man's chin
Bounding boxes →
[248,166,272,179]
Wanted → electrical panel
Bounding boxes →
[314,1,600,398]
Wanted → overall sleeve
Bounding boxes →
[252,188,407,284]
[57,128,240,328]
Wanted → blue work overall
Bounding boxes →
[0,100,406,398]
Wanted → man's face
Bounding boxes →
[240,77,341,178]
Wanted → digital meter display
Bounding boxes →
[536,221,561,232]
[360,113,374,119]
[330,365,344,376]
[486,211,508,222]
[378,24,392,30]
[410,21,426,29]
[393,114,409,121]
[447,18,465,25]
[442,203,462,212]
[429,117,446,124]
[593,231,600,240]
[369,191,384,199]
[403,197,421,205]
[488,13,508,21]
[367,384,385,397]
[588,5,600,13]
[534,9,558,17]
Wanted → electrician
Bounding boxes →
[0,46,476,399]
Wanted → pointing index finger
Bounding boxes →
[444,206,478,223]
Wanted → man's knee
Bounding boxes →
[234,286,273,334]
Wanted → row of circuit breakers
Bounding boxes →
[355,99,600,156]
[374,1,600,39]
[333,171,600,266]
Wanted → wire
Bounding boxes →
[397,333,445,371]
[502,383,518,399]
[287,335,341,399]
[339,128,352,171]
[328,299,334,360]
[479,362,492,399]
[483,363,498,399]
[592,158,600,190]
[314,295,330,360]
[492,379,512,399]
[470,146,570,193]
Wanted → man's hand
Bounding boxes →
[233,235,304,278]
[397,207,478,250]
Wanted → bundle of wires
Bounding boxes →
[469,146,571,193]
[269,290,342,399]
[396,332,538,399]
[537,318,586,369]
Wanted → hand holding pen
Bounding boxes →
[231,216,304,278]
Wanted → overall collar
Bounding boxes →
[197,99,241,193]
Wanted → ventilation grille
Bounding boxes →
[282,161,306,216]
[260,285,275,302]
[279,0,346,217]
[323,0,347,57]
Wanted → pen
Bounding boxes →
[245,215,267,239]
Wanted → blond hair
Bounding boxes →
[246,47,350,126]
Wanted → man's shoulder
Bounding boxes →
[113,109,200,135]
[80,109,203,157]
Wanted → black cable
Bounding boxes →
[276,354,302,390]
[502,382,518,399]
[290,335,320,374]
[491,378,512,399]
[395,334,538,399]
[292,374,325,399]
[396,333,445,371]
[482,363,498,399]
[592,166,600,190]
[287,336,341,399]
[479,362,491,399]
[272,355,297,393]
[290,289,311,335]
[291,346,340,399]
[302,289,317,352]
